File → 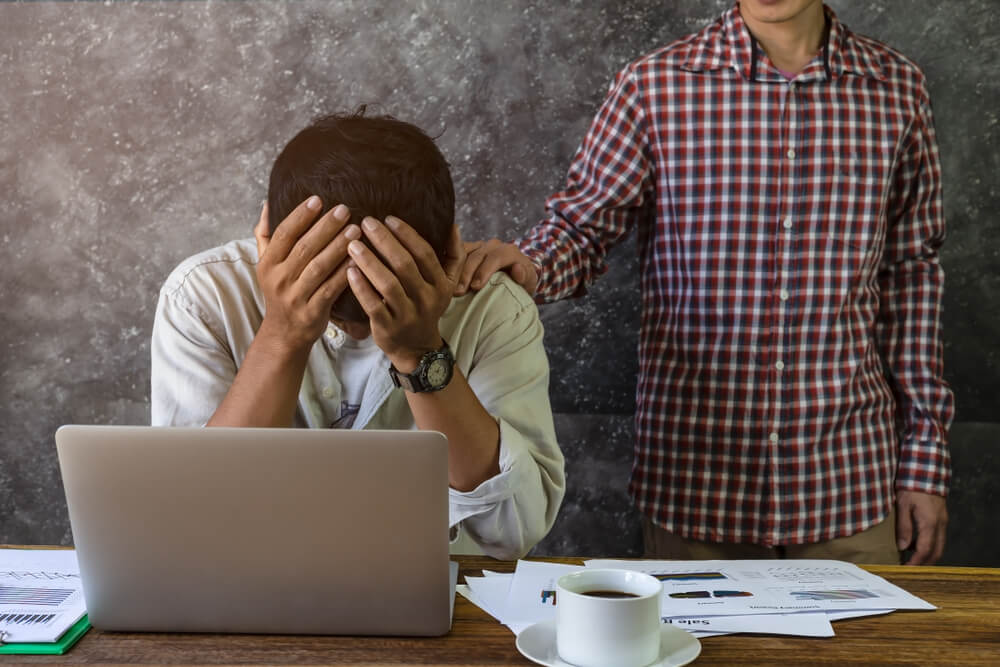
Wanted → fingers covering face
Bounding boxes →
[262,196,324,265]
[346,265,390,321]
[257,196,361,313]
[254,201,271,259]
[441,224,466,284]
[359,216,432,290]
[383,216,448,286]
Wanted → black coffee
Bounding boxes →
[581,590,639,599]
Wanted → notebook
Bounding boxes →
[55,425,455,636]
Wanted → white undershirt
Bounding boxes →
[329,333,381,429]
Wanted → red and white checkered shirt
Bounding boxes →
[518,4,954,545]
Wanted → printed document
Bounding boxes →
[0,549,86,644]
[457,558,933,639]
[585,559,935,616]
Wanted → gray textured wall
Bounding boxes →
[1,0,997,566]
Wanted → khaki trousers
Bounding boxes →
[642,509,900,565]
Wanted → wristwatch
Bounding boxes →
[389,340,455,393]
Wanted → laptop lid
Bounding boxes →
[55,425,453,636]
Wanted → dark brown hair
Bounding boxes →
[267,109,454,321]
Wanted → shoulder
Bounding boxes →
[849,31,930,99]
[628,35,700,73]
[469,271,538,312]
[443,272,541,335]
[160,239,258,296]
[615,15,727,88]
[640,15,723,66]
[157,238,261,318]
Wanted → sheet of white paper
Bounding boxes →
[501,560,582,627]
[826,608,894,621]
[586,559,935,617]
[457,585,533,636]
[508,621,534,635]
[0,548,87,643]
[460,561,901,640]
[456,584,475,603]
[456,584,493,620]
[666,611,833,637]
[465,575,513,621]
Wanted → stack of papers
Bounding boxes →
[458,558,934,638]
[0,549,90,655]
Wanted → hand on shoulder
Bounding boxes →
[456,238,538,297]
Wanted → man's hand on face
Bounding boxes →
[345,216,465,372]
[254,197,360,355]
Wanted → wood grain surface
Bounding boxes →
[1,555,997,665]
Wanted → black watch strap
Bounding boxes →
[389,340,454,393]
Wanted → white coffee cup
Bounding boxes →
[555,569,663,667]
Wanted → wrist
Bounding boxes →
[387,336,444,374]
[255,318,316,363]
[389,339,453,393]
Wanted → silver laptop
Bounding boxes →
[55,425,456,636]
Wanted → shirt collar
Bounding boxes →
[824,6,886,81]
[683,3,885,83]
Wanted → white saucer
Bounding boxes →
[516,620,701,667]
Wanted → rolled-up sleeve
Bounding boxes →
[446,276,566,559]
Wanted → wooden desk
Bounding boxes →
[2,556,997,665]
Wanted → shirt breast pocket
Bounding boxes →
[829,147,893,250]
[812,146,893,287]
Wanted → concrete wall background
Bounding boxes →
[1,0,997,566]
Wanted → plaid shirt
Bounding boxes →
[518,4,953,545]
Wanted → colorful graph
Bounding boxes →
[653,572,727,581]
[540,589,557,605]
[668,589,753,598]
[790,589,879,601]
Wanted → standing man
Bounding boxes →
[460,1,953,564]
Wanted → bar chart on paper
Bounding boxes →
[0,549,88,645]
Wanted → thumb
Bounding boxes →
[254,200,271,260]
[511,262,539,296]
[442,224,466,284]
[895,500,913,551]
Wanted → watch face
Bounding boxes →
[426,357,451,388]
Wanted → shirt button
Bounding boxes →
[775,360,785,371]
[322,387,335,399]
[324,324,345,346]
[779,289,789,301]
[769,432,780,443]
[783,217,793,229]
[787,148,796,159]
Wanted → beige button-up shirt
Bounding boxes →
[151,239,565,559]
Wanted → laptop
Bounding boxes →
[55,425,456,636]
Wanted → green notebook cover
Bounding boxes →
[0,615,91,655]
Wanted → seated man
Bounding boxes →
[151,110,565,559]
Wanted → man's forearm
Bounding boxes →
[404,368,501,492]
[207,325,311,428]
